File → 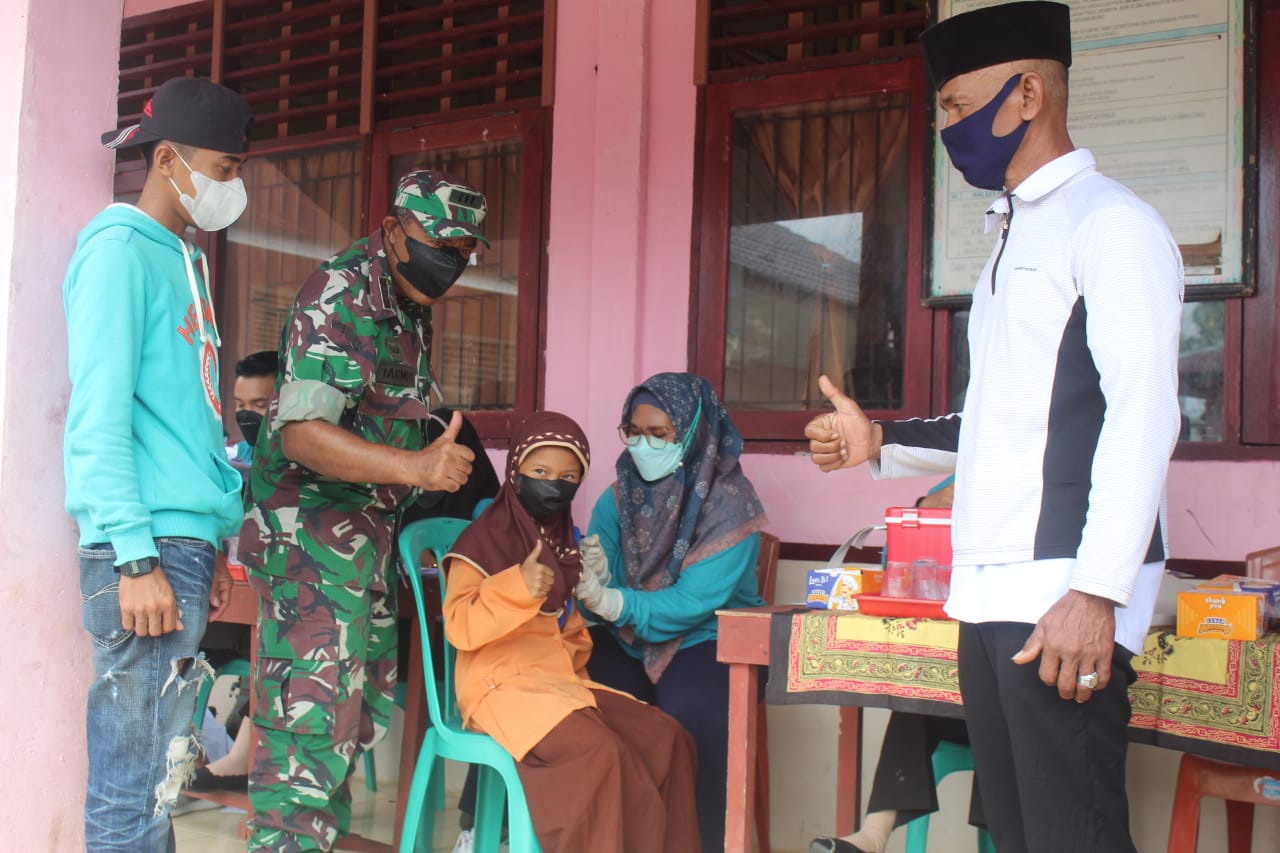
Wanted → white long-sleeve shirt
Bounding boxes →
[874,149,1183,635]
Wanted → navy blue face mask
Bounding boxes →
[940,74,1029,192]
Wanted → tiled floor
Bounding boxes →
[174,771,468,852]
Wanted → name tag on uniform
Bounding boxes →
[376,361,415,387]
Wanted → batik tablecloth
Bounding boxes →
[768,609,1280,769]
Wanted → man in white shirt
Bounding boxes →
[804,4,1183,852]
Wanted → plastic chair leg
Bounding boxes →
[755,703,771,853]
[399,743,441,853]
[903,740,987,853]
[191,671,216,726]
[474,763,507,853]
[363,749,378,792]
[492,759,541,853]
[903,812,932,853]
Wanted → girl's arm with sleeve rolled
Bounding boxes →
[442,557,543,651]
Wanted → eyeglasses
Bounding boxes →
[617,424,677,450]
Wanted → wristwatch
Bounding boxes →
[116,557,159,578]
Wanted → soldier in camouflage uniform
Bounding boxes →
[238,170,487,852]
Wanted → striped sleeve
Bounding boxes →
[871,414,962,480]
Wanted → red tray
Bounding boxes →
[853,593,951,620]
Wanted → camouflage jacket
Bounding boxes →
[239,230,434,591]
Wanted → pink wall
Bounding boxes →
[0,0,123,844]
[545,0,703,509]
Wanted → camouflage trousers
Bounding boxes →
[247,577,398,852]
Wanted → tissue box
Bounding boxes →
[806,565,883,611]
[1177,589,1267,641]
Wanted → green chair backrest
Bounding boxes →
[398,517,470,733]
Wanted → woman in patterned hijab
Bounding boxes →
[578,372,767,853]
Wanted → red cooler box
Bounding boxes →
[885,507,952,565]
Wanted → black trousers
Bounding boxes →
[867,711,984,829]
[958,621,1136,853]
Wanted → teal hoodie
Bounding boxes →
[63,203,243,564]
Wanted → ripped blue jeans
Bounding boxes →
[81,537,215,852]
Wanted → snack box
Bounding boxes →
[1176,588,1267,641]
[1195,575,1280,620]
[806,564,884,611]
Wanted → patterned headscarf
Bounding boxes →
[613,373,767,681]
[450,412,590,614]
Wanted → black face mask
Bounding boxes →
[515,475,580,521]
[391,233,468,299]
[235,409,264,448]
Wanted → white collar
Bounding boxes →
[984,148,1097,231]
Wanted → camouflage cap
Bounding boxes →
[393,169,489,247]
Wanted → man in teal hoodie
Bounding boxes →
[63,76,254,852]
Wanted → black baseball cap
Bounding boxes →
[101,77,254,154]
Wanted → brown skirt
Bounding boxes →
[516,689,700,853]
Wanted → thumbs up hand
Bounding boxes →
[803,375,881,472]
[410,410,476,492]
[520,541,555,599]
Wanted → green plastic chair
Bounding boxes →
[191,656,251,727]
[397,518,542,853]
[903,739,996,853]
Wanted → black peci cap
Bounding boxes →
[101,77,254,154]
[921,1,1072,89]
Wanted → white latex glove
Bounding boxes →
[578,534,611,586]
[575,565,623,622]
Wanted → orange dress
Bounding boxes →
[442,556,607,760]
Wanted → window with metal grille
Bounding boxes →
[694,52,930,442]
[698,0,927,84]
[388,139,522,411]
[113,1,552,437]
[375,0,547,127]
[220,144,364,362]
[112,0,550,146]
[222,0,365,140]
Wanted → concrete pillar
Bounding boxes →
[0,0,124,844]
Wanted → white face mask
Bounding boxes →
[169,150,248,232]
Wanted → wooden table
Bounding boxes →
[719,605,1280,853]
[716,605,863,853]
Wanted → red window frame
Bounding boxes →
[368,108,551,442]
[692,59,932,444]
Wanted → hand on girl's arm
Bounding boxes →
[575,565,623,622]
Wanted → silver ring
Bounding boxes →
[1077,671,1099,689]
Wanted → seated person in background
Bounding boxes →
[811,477,985,853]
[227,349,278,469]
[402,406,501,525]
[442,411,700,853]
[178,350,282,807]
[579,372,768,853]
